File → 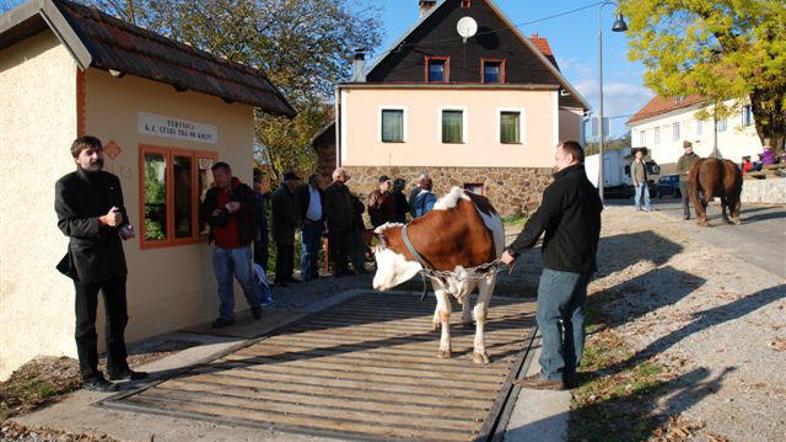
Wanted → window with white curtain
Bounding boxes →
[672,122,681,141]
[380,108,405,143]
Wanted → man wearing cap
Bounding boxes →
[297,174,325,281]
[676,141,700,220]
[201,162,263,328]
[367,175,396,228]
[272,172,302,286]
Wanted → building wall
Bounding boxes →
[83,68,255,345]
[0,32,78,379]
[340,87,558,169]
[342,165,553,216]
[559,109,584,145]
[630,101,761,173]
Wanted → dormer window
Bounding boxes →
[482,59,506,84]
[425,56,450,82]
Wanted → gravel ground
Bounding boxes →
[577,206,786,442]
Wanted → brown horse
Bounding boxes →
[688,158,743,226]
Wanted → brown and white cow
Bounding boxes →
[373,187,505,364]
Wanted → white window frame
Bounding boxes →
[438,106,469,144]
[696,119,703,136]
[718,118,727,132]
[672,122,681,141]
[496,107,526,145]
[654,126,661,144]
[742,105,753,127]
[378,106,408,143]
[638,130,646,146]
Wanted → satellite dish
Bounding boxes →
[456,16,478,42]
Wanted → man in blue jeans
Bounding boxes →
[501,140,603,390]
[297,174,325,281]
[201,162,263,328]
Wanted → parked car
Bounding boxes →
[657,174,681,198]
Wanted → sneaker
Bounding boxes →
[251,307,263,319]
[83,377,119,392]
[512,373,565,390]
[108,369,149,381]
[211,318,235,328]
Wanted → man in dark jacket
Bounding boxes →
[323,168,356,277]
[367,175,396,228]
[55,135,147,392]
[272,172,302,286]
[676,141,700,220]
[200,162,262,328]
[297,174,324,281]
[501,140,603,390]
[391,178,411,223]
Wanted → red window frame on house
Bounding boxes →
[461,0,472,8]
[425,56,451,83]
[138,144,218,250]
[481,58,507,84]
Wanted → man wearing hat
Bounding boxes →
[676,141,700,220]
[272,172,302,286]
[367,175,396,228]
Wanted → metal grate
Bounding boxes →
[102,292,536,441]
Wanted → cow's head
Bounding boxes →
[372,223,423,291]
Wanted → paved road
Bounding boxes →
[607,197,786,279]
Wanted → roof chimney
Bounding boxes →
[419,1,437,18]
[352,49,366,83]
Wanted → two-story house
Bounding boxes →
[330,0,590,215]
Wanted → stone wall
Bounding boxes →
[342,166,554,216]
[741,177,786,204]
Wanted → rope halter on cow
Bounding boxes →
[399,224,511,300]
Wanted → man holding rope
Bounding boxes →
[501,140,602,390]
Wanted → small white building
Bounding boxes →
[628,94,762,174]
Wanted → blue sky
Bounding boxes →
[355,0,654,137]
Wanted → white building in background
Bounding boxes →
[628,94,763,173]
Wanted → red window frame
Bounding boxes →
[425,56,451,83]
[481,58,507,84]
[138,144,218,250]
[461,0,472,8]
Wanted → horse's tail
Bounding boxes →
[687,159,704,208]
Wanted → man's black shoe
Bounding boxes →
[512,374,565,390]
[108,369,149,381]
[211,318,235,328]
[251,307,263,319]
[83,377,119,392]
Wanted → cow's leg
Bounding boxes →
[472,274,496,364]
[721,197,733,224]
[461,294,473,328]
[432,307,440,331]
[434,288,452,358]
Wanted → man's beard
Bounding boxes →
[82,159,104,172]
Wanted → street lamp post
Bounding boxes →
[597,2,627,204]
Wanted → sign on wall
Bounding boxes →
[138,112,218,144]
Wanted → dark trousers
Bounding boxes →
[535,269,592,381]
[275,241,295,283]
[74,277,129,382]
[679,182,691,219]
[253,239,269,271]
[328,229,353,276]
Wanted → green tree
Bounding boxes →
[79,0,382,175]
[621,0,786,150]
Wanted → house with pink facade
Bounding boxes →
[327,0,590,214]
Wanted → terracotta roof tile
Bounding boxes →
[628,94,704,124]
[529,33,559,71]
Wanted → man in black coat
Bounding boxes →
[322,168,356,277]
[501,140,603,390]
[271,172,302,286]
[55,136,147,392]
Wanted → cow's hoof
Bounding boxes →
[473,352,490,364]
[438,349,452,358]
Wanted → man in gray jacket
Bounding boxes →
[676,141,700,219]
